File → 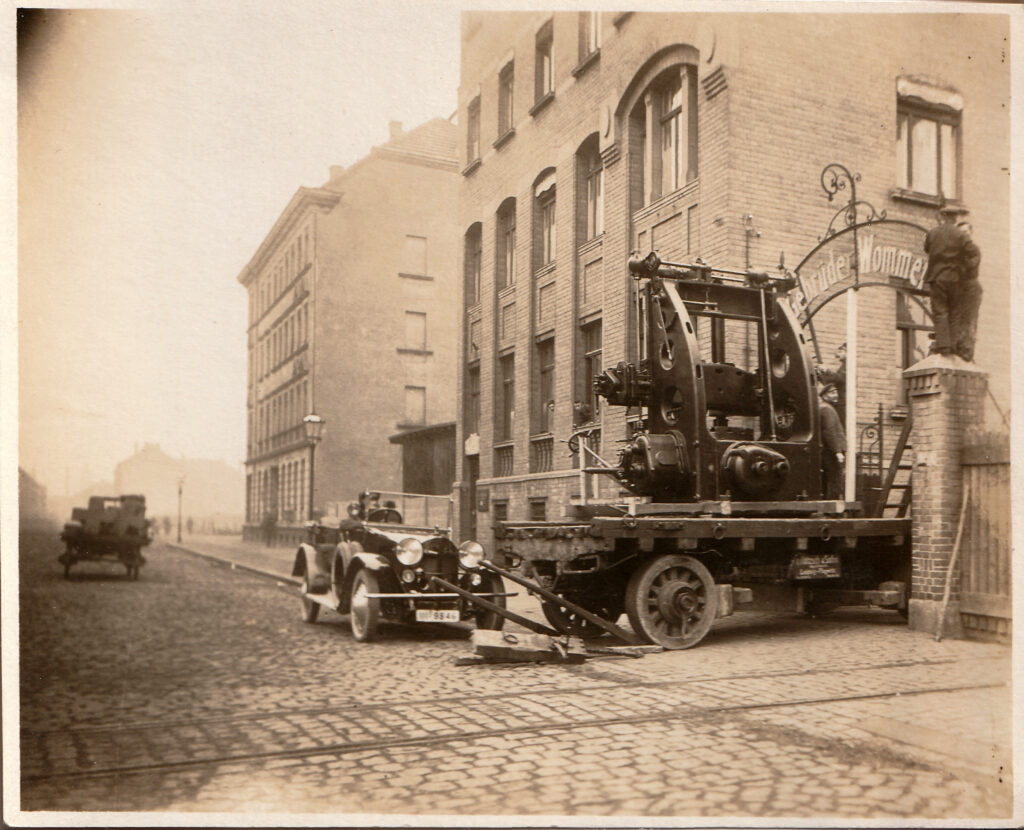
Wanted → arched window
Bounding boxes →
[533,169,557,270]
[629,62,698,206]
[576,134,603,240]
[495,198,517,289]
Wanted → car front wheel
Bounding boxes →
[349,568,380,642]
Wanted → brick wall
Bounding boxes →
[455,11,1011,540]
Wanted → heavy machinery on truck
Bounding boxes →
[483,252,911,650]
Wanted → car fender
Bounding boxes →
[292,543,330,593]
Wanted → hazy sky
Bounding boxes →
[16,2,462,497]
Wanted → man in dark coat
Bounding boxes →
[816,342,846,426]
[819,384,846,500]
[924,205,981,360]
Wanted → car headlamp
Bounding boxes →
[347,502,361,519]
[458,540,485,569]
[396,537,423,566]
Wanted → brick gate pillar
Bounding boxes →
[903,354,989,637]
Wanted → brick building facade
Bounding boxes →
[454,11,1010,542]
[239,119,460,534]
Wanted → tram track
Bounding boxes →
[20,654,973,737]
[22,674,1006,784]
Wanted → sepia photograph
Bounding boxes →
[5,0,1021,825]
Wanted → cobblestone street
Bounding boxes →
[16,528,1015,822]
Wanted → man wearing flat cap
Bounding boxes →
[923,203,982,361]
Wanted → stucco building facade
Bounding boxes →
[454,11,1010,542]
[239,119,460,535]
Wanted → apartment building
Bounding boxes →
[455,11,1010,540]
[239,118,460,536]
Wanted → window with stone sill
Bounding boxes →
[578,11,601,63]
[535,19,554,104]
[498,61,515,139]
[895,78,962,201]
[467,96,481,165]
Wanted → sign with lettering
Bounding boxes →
[790,219,927,324]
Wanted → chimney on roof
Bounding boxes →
[388,121,403,141]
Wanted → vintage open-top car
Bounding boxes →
[292,491,509,641]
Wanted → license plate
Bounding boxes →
[416,608,460,623]
[791,553,841,580]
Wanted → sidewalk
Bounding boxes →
[167,533,298,584]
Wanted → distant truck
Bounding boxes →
[59,495,151,579]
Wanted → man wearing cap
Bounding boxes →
[819,384,846,499]
[923,204,981,360]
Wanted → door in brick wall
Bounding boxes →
[959,432,1011,641]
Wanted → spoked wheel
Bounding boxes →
[299,570,320,624]
[472,572,506,631]
[625,555,718,649]
[541,595,624,637]
[349,568,380,642]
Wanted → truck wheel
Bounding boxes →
[349,569,380,642]
[625,554,718,649]
[542,596,623,637]
[299,570,320,623]
[473,572,506,631]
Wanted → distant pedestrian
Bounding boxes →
[186,517,194,535]
[819,385,846,500]
[162,516,172,536]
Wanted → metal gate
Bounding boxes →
[959,431,1011,641]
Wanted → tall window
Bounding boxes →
[535,338,555,433]
[467,96,481,164]
[578,135,603,240]
[466,366,481,435]
[404,386,426,425]
[496,198,517,288]
[498,354,516,440]
[498,61,515,137]
[579,12,601,60]
[464,223,482,306]
[535,20,554,103]
[632,65,698,205]
[404,311,427,350]
[579,319,602,423]
[402,235,427,276]
[534,173,557,268]
[897,96,961,199]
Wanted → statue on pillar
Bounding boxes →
[923,204,982,361]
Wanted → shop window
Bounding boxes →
[464,223,482,306]
[534,20,554,104]
[896,79,961,199]
[498,61,515,139]
[496,198,517,288]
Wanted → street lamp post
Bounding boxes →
[177,475,184,543]
[302,413,326,520]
